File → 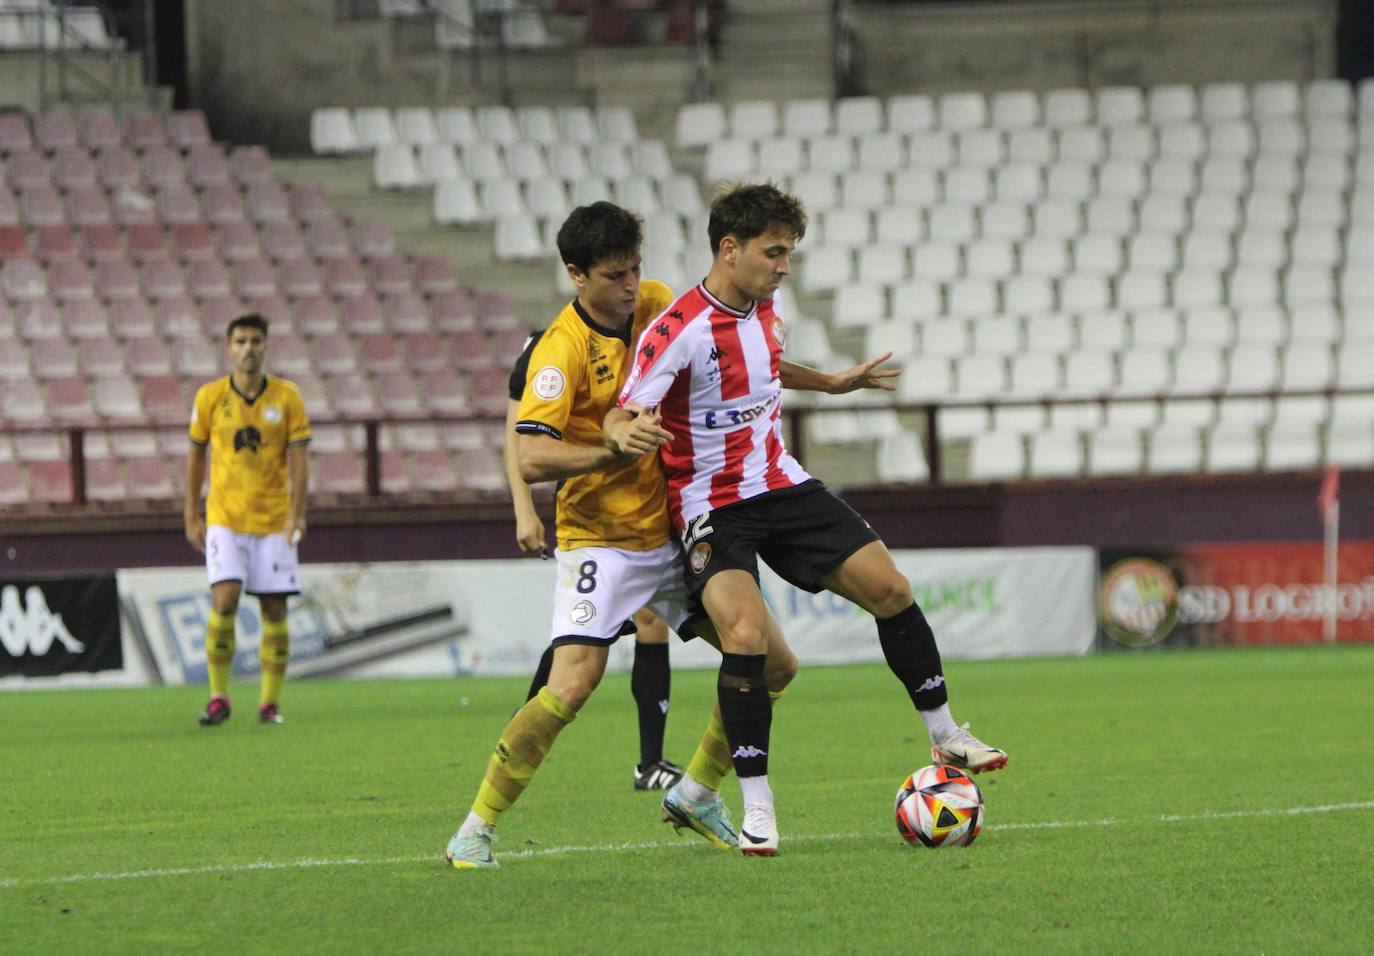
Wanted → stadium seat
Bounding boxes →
[887,94,935,134]
[675,102,727,149]
[835,97,883,137]
[968,431,1025,481]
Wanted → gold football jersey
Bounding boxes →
[515,280,673,552]
[190,375,311,534]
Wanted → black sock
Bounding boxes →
[717,652,771,778]
[877,603,949,710]
[524,645,554,703]
[631,641,670,769]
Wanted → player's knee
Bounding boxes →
[551,672,600,712]
[866,572,914,618]
[631,609,669,644]
[766,645,799,691]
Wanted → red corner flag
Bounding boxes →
[1318,464,1340,523]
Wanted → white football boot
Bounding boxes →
[931,724,1008,774]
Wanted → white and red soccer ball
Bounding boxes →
[895,764,984,848]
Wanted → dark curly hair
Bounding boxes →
[226,313,269,339]
[556,201,644,275]
[707,180,808,254]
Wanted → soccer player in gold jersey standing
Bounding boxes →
[185,314,311,726]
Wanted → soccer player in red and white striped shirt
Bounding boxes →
[608,182,1007,855]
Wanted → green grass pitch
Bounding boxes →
[2,645,1372,954]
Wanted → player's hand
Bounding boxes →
[185,515,206,554]
[606,405,672,456]
[829,352,900,393]
[284,517,305,548]
[515,513,546,554]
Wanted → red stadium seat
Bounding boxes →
[410,450,459,492]
[170,222,215,262]
[156,185,202,225]
[3,259,48,301]
[173,337,220,378]
[27,460,74,504]
[0,188,20,226]
[260,221,306,262]
[84,457,126,502]
[401,332,449,373]
[96,260,142,300]
[246,182,290,224]
[152,297,201,340]
[33,111,78,151]
[142,260,187,300]
[491,327,534,365]
[358,333,403,373]
[109,298,158,339]
[229,145,272,185]
[375,371,424,415]
[278,258,323,298]
[122,112,167,150]
[268,332,312,377]
[2,379,45,423]
[21,185,67,227]
[0,461,26,506]
[80,224,124,263]
[215,221,260,261]
[414,255,458,295]
[0,113,33,152]
[52,146,97,190]
[327,372,378,417]
[139,376,186,423]
[166,110,212,149]
[187,260,232,299]
[125,335,172,376]
[186,144,231,189]
[421,371,472,416]
[97,147,140,190]
[323,257,368,298]
[351,221,395,259]
[66,300,110,340]
[290,184,333,223]
[245,295,292,330]
[140,146,187,190]
[124,456,174,499]
[50,260,96,301]
[477,291,518,330]
[0,338,30,379]
[306,219,351,260]
[202,185,247,225]
[199,297,245,337]
[232,258,277,298]
[383,293,430,333]
[310,334,358,374]
[78,112,122,151]
[6,149,51,190]
[456,446,506,494]
[111,187,158,227]
[468,367,510,417]
[379,450,411,494]
[46,375,96,422]
[92,375,143,421]
[448,328,494,372]
[65,185,113,228]
[0,224,30,259]
[293,295,339,335]
[367,254,412,296]
[314,451,366,495]
[78,337,122,376]
[31,337,79,377]
[34,224,77,262]
[18,301,63,339]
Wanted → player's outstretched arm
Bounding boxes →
[603,404,673,456]
[779,353,900,394]
[517,431,641,484]
[184,442,207,553]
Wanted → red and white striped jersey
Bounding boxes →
[618,283,811,531]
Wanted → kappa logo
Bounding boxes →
[915,675,945,693]
[658,699,669,715]
[732,745,767,759]
[0,585,85,657]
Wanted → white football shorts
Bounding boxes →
[549,540,688,646]
[205,525,301,596]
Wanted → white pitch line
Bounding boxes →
[4,800,1372,889]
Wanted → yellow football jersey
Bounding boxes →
[515,280,674,552]
[190,375,312,534]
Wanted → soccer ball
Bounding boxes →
[894,764,984,848]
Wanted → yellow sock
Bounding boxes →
[685,688,787,791]
[259,618,289,707]
[206,610,236,698]
[471,686,576,825]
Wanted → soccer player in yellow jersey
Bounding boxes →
[185,314,311,727]
[445,202,890,868]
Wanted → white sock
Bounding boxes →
[457,811,493,837]
[739,774,774,811]
[679,773,715,804]
[920,704,958,742]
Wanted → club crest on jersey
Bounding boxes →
[532,366,566,400]
[571,600,596,625]
[264,404,282,424]
[772,316,785,346]
[689,541,712,575]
